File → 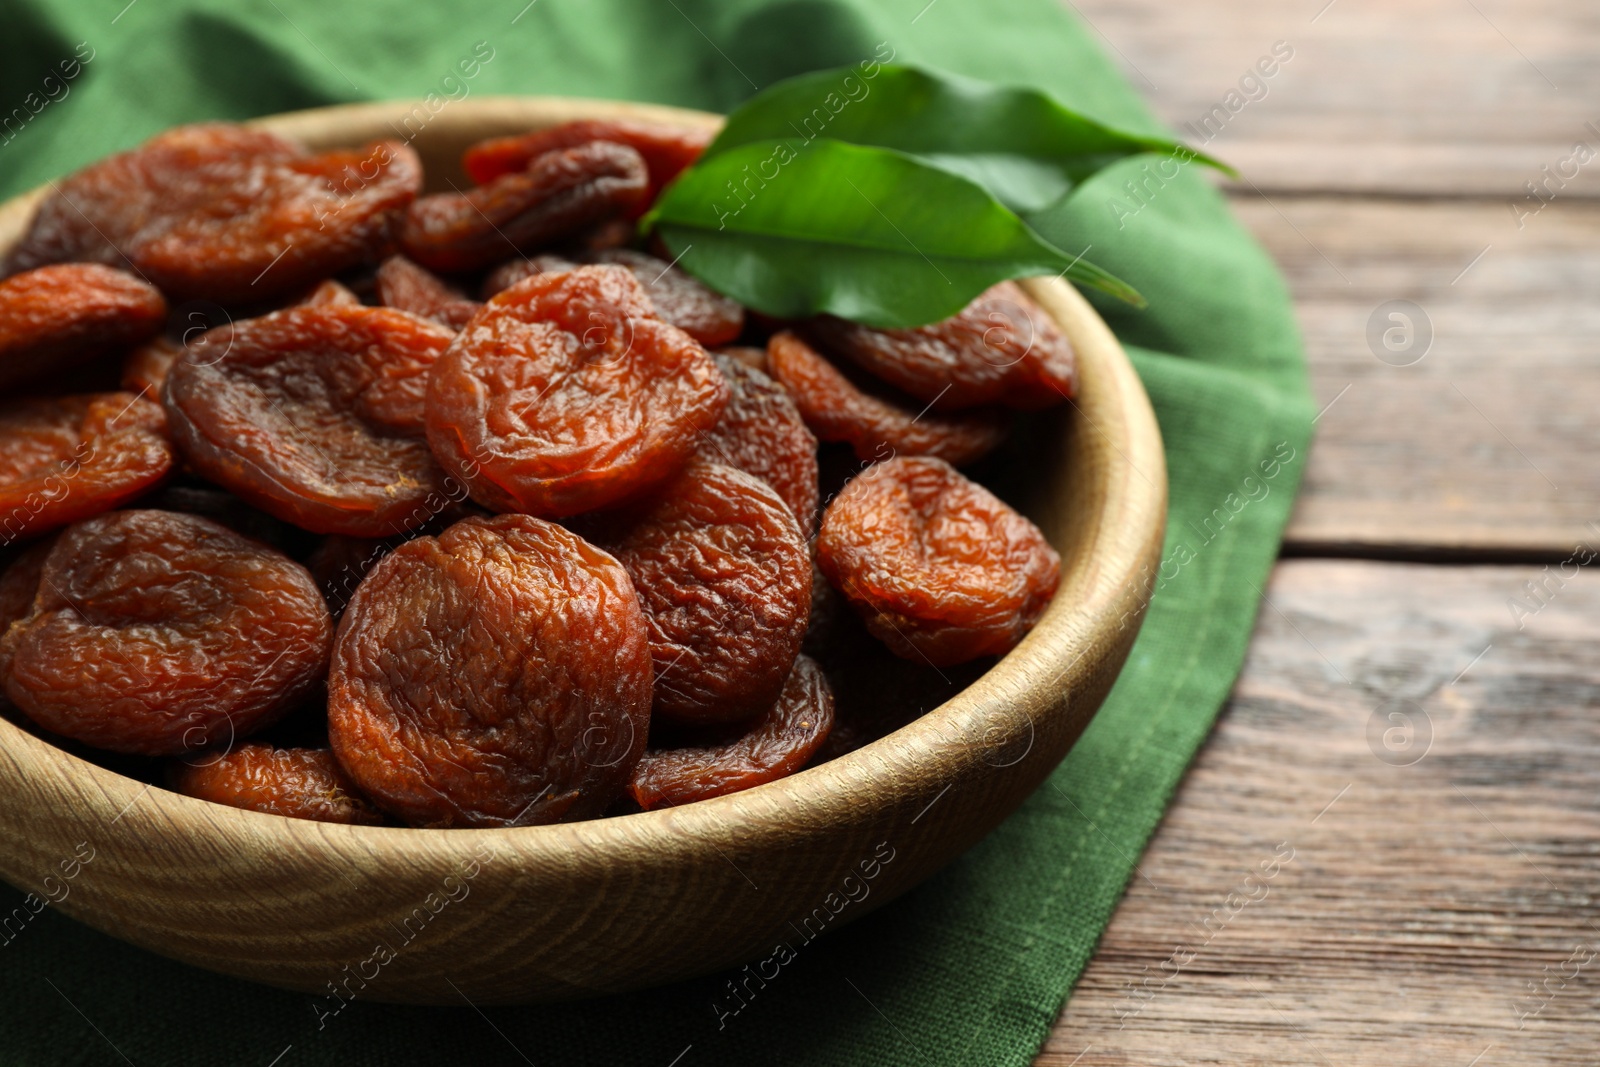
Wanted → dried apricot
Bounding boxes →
[698,352,819,537]
[400,142,648,274]
[375,254,481,329]
[767,331,1007,467]
[807,282,1076,410]
[426,265,727,517]
[120,337,183,401]
[716,345,769,375]
[0,538,52,636]
[7,124,421,303]
[483,249,743,346]
[168,744,383,825]
[0,265,166,391]
[592,249,743,346]
[327,514,652,828]
[593,460,810,726]
[463,119,711,210]
[1,509,332,756]
[630,655,833,809]
[817,456,1060,666]
[0,393,174,544]
[299,279,362,307]
[162,304,458,536]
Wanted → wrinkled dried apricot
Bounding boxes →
[767,331,1007,467]
[163,305,458,536]
[483,249,743,347]
[328,514,652,828]
[593,249,743,346]
[0,538,51,636]
[0,393,175,543]
[169,744,383,825]
[400,142,648,274]
[593,460,810,725]
[426,265,727,517]
[807,282,1076,411]
[463,119,711,210]
[7,124,421,303]
[0,265,166,391]
[817,456,1060,666]
[630,654,833,809]
[1,509,332,755]
[698,353,819,537]
[375,255,481,329]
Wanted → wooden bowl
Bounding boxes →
[0,98,1166,1004]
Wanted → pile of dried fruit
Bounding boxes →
[0,118,1067,829]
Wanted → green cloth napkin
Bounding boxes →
[0,1,1313,1063]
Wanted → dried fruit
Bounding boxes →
[817,456,1060,666]
[7,124,421,303]
[327,514,652,828]
[0,265,166,391]
[0,538,52,636]
[400,142,648,274]
[162,304,459,536]
[0,393,175,544]
[699,352,819,537]
[168,744,384,825]
[483,249,743,347]
[767,331,1007,467]
[1,509,332,756]
[426,265,727,517]
[120,337,183,401]
[595,461,811,725]
[716,345,769,374]
[375,255,481,329]
[299,279,362,307]
[593,249,743,346]
[630,655,833,809]
[463,119,711,210]
[806,282,1076,410]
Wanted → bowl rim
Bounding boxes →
[0,95,1167,868]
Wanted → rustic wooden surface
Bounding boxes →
[1037,0,1600,1062]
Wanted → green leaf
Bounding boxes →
[703,64,1233,214]
[644,138,1143,329]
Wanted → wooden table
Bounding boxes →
[1038,1,1600,1062]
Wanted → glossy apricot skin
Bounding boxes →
[699,353,819,538]
[0,393,175,544]
[817,457,1061,667]
[327,514,653,829]
[375,255,481,330]
[400,142,648,274]
[162,305,459,536]
[767,331,1007,467]
[806,282,1077,411]
[630,655,833,809]
[1,510,332,756]
[0,264,167,391]
[426,265,728,518]
[168,744,384,825]
[6,124,421,303]
[462,119,711,212]
[596,461,811,726]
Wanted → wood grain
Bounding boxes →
[0,98,1168,1004]
[1232,194,1600,555]
[1072,0,1600,198]
[1039,559,1600,1065]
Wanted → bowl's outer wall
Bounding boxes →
[0,98,1168,1004]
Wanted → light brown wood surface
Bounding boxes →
[1040,0,1600,1061]
[1073,0,1599,556]
[1043,560,1600,1065]
[0,99,1168,1003]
